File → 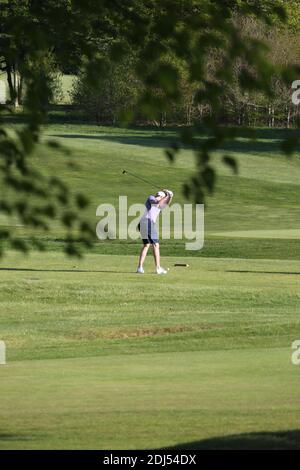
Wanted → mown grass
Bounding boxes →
[0,124,299,449]
[1,123,300,248]
[0,343,299,449]
[0,251,299,449]
[1,252,299,362]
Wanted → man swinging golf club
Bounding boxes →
[137,189,173,274]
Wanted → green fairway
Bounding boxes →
[0,252,300,449]
[0,124,300,449]
[1,124,300,259]
[0,348,299,450]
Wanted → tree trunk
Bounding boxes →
[13,67,20,107]
[197,104,203,121]
[159,112,166,128]
[5,61,22,108]
[186,102,193,126]
[286,107,290,129]
[18,74,23,105]
[6,66,14,104]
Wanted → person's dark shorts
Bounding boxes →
[138,219,159,245]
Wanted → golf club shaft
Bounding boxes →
[123,169,161,190]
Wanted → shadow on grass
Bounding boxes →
[166,430,300,450]
[0,267,135,274]
[51,132,299,154]
[51,133,179,149]
[226,270,300,275]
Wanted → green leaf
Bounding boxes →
[201,167,216,193]
[223,155,238,174]
[281,137,300,156]
[76,193,89,209]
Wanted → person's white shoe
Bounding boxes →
[156,266,168,274]
[136,267,144,274]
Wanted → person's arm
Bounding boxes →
[158,190,173,208]
[148,195,159,206]
[149,193,167,207]
[166,189,173,204]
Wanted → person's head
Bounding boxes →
[155,190,166,201]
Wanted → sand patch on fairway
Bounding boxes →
[69,324,215,340]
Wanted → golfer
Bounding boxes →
[137,189,173,274]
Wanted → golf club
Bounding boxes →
[122,169,162,191]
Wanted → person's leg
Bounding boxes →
[152,243,160,269]
[152,242,168,274]
[138,243,150,269]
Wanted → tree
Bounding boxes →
[72,55,141,125]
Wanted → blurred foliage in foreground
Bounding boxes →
[0,0,299,255]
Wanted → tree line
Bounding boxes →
[71,13,300,128]
[2,2,299,128]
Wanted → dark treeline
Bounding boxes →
[2,4,300,128]
[71,13,300,128]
